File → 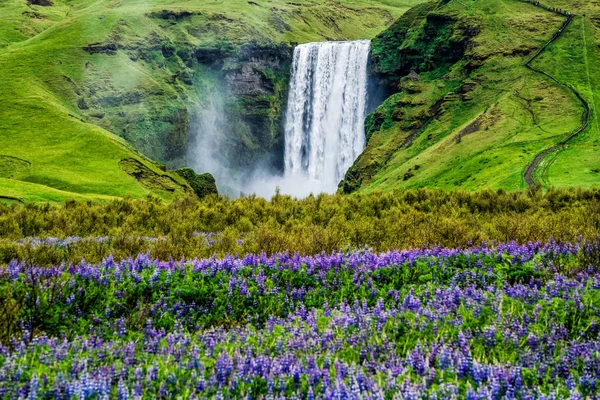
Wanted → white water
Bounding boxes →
[283,40,371,195]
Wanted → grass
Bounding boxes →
[0,178,118,203]
[0,0,423,203]
[352,0,600,193]
[534,14,600,188]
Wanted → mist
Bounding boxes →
[187,86,237,195]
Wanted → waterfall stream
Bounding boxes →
[189,40,371,198]
[283,40,371,194]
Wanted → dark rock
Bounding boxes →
[83,42,118,55]
[391,108,405,121]
[223,42,291,96]
[225,65,271,96]
[27,0,52,6]
[177,68,194,85]
[77,97,89,110]
[210,13,234,23]
[90,112,105,119]
[176,48,194,66]
[146,10,199,21]
[407,70,420,81]
[194,47,226,65]
[233,41,291,64]
[457,81,477,94]
[161,43,176,58]
[365,110,386,140]
[175,168,218,199]
[98,91,144,107]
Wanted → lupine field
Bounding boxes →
[1,238,600,399]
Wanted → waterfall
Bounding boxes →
[284,40,370,194]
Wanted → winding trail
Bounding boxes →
[581,17,600,137]
[520,1,590,189]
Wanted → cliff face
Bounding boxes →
[219,42,292,172]
[52,1,413,179]
[78,28,292,174]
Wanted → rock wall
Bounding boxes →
[219,42,292,172]
[77,21,292,176]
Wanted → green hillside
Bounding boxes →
[341,0,600,193]
[2,0,599,203]
[0,0,422,203]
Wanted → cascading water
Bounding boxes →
[284,40,370,194]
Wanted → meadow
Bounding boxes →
[344,0,600,194]
[1,238,599,398]
[0,189,599,397]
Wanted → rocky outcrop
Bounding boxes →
[119,158,187,193]
[175,168,218,199]
[220,42,292,170]
[27,0,53,6]
[146,10,201,21]
[83,42,118,55]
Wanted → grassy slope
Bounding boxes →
[0,0,190,203]
[531,1,600,188]
[0,0,423,203]
[351,0,600,193]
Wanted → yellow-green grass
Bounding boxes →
[0,178,118,204]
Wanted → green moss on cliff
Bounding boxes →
[175,168,218,199]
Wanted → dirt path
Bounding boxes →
[520,1,590,189]
[582,16,599,137]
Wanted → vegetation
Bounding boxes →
[0,188,599,265]
[3,0,598,202]
[1,240,599,397]
[3,0,600,397]
[175,168,218,199]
